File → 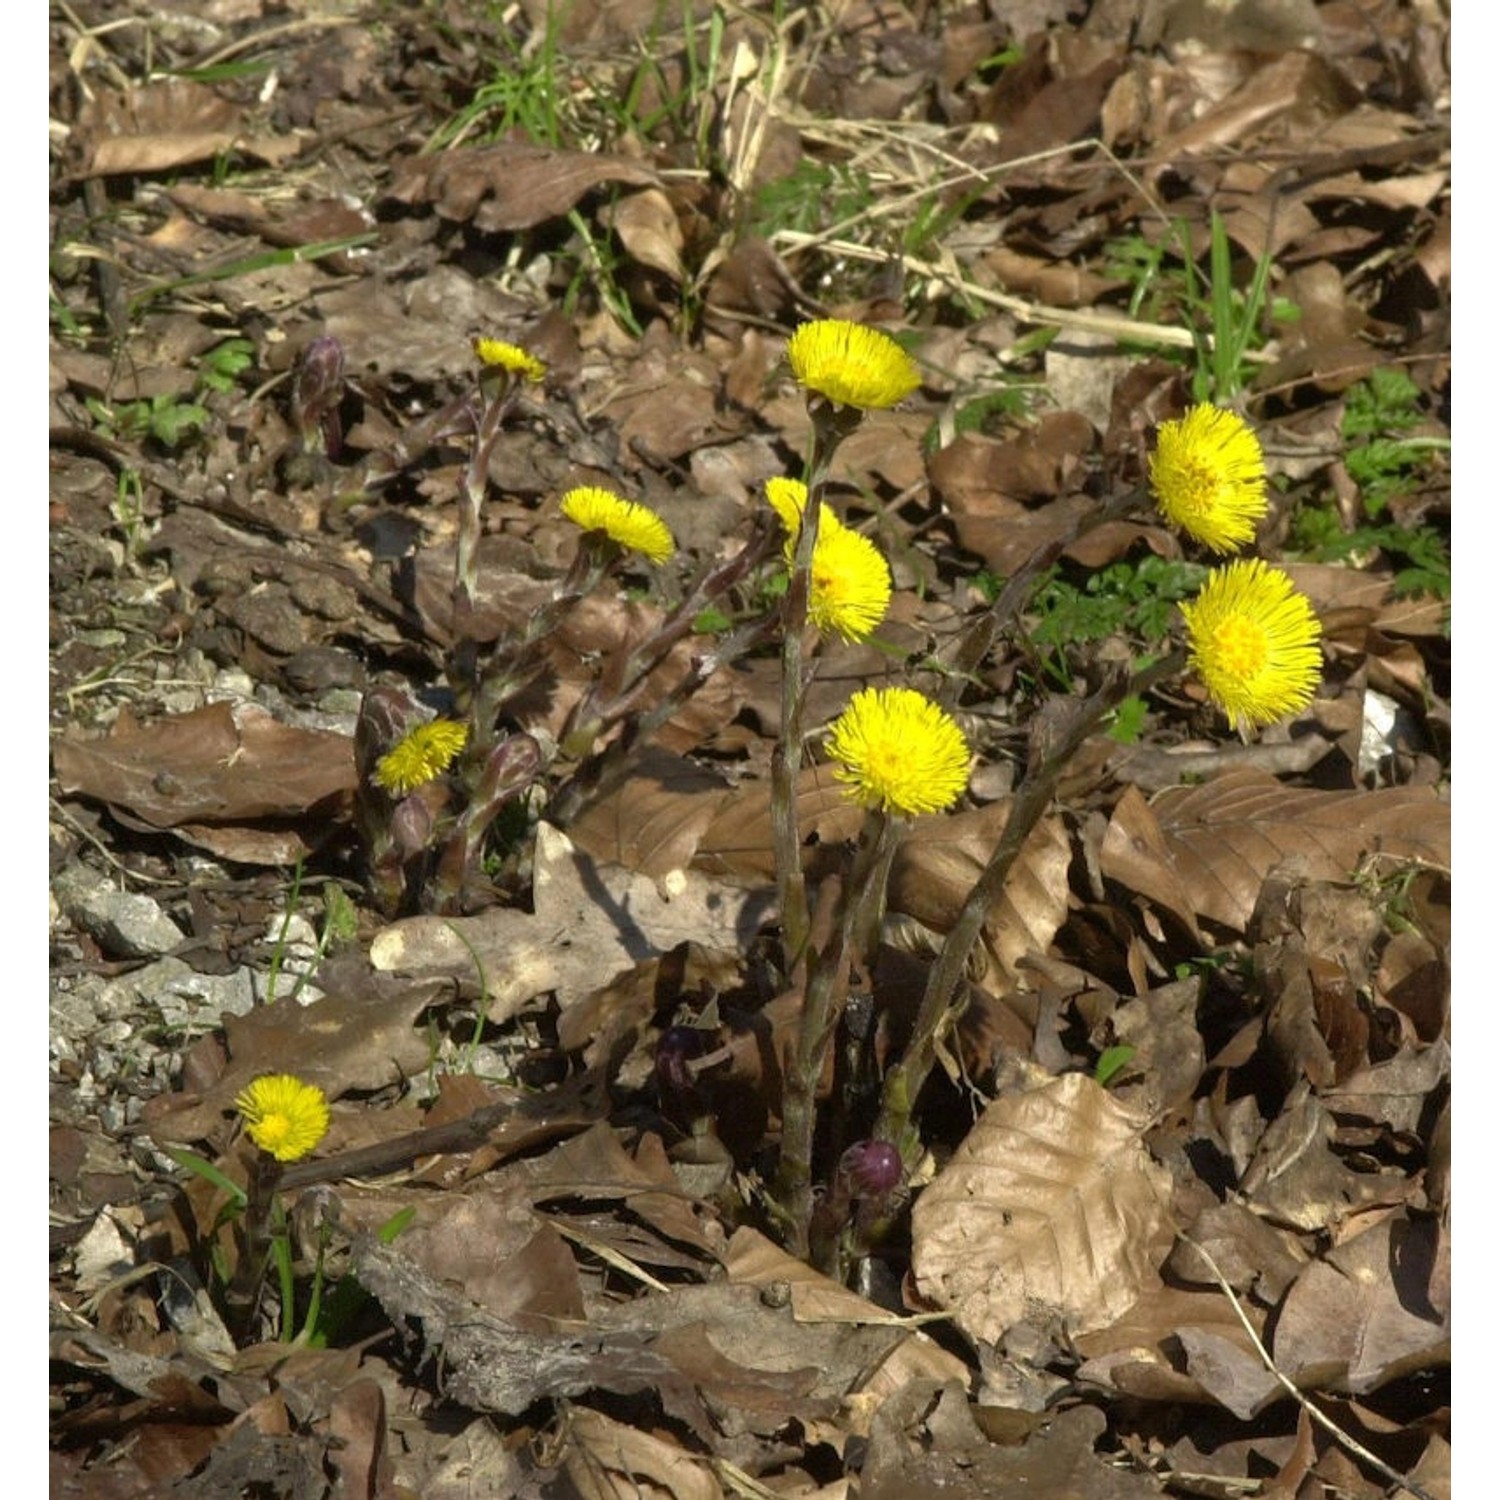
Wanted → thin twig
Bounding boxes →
[1181,1235,1438,1500]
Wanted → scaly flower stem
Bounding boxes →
[873,650,1184,1152]
[452,383,523,720]
[779,808,901,1258]
[224,1151,282,1338]
[772,402,856,967]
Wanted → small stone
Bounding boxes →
[69,886,184,959]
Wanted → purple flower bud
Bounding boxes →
[655,1025,709,1101]
[291,335,346,457]
[390,794,434,858]
[838,1140,903,1200]
[354,686,421,782]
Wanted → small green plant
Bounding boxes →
[1024,556,1206,689]
[1104,214,1299,399]
[1094,1044,1136,1088]
[85,337,257,451]
[1288,370,1450,607]
[750,158,878,241]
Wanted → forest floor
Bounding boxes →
[49,2,1450,1496]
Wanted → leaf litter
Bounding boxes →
[50,1,1449,1496]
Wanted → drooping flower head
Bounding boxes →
[1180,559,1322,731]
[374,719,469,797]
[235,1074,331,1162]
[826,686,970,817]
[786,320,920,411]
[765,479,890,642]
[1149,403,1269,554]
[473,337,547,384]
[561,486,675,563]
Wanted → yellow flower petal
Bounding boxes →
[826,687,969,817]
[235,1074,331,1162]
[374,719,469,797]
[1181,559,1322,731]
[1149,403,1269,554]
[786,320,920,410]
[561,486,675,563]
[807,518,891,642]
[472,337,547,383]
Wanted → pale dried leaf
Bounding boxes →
[564,1406,722,1500]
[888,803,1072,990]
[369,823,765,1009]
[911,1073,1174,1344]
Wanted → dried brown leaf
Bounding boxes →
[386,142,657,232]
[911,1072,1174,1344]
[887,802,1072,991]
[1099,769,1448,934]
[52,701,356,831]
[563,1407,722,1500]
[600,187,686,282]
[1273,1213,1448,1394]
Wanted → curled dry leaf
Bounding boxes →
[1099,768,1449,935]
[563,1406,722,1500]
[911,1072,1174,1345]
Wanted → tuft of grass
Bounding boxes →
[1104,213,1299,400]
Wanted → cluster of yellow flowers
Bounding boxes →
[1149,403,1323,732]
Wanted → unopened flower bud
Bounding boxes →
[390,794,434,858]
[838,1140,903,1200]
[292,334,346,457]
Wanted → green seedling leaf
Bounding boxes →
[1094,1045,1136,1088]
[166,1146,248,1209]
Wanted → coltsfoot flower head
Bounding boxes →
[1181,559,1322,731]
[235,1074,331,1162]
[374,719,469,797]
[786,320,920,411]
[472,337,547,383]
[765,479,891,641]
[826,686,970,817]
[561,486,675,563]
[807,519,892,641]
[1149,403,1269,554]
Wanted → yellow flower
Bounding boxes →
[1180,559,1323,731]
[826,686,970,817]
[765,479,891,641]
[1149,403,1269,554]
[786,319,920,410]
[235,1074,331,1163]
[472,337,547,383]
[808,522,892,642]
[374,719,469,797]
[561,486,675,563]
[765,477,809,535]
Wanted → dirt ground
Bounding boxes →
[49,2,1449,1496]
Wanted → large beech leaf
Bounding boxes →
[911,1072,1173,1345]
[1099,769,1448,934]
